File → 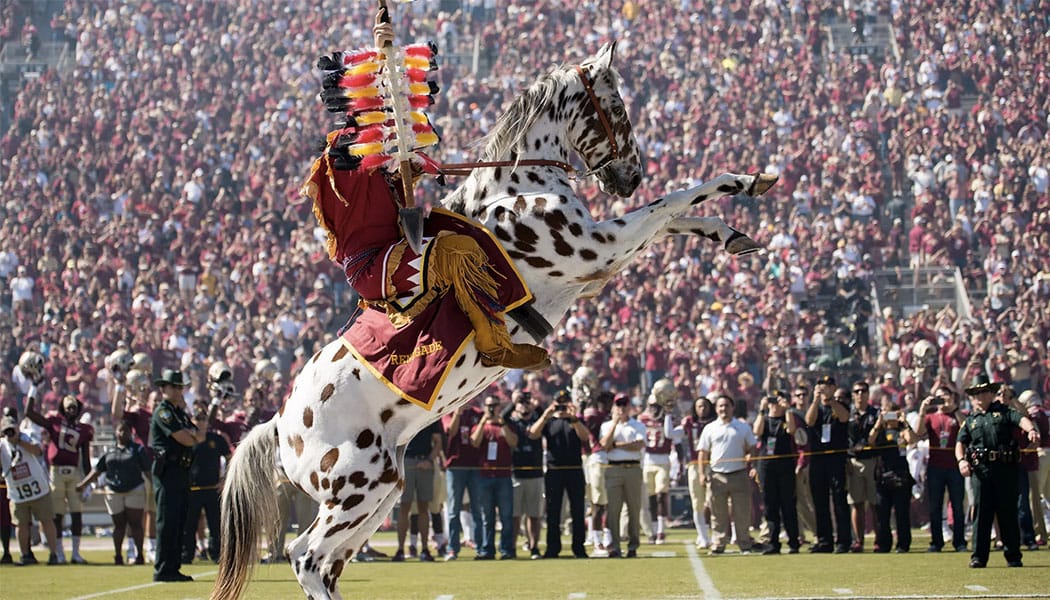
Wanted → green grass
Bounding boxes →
[2,529,1048,600]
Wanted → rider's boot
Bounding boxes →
[464,301,550,371]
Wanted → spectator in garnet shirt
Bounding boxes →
[470,395,518,560]
[441,400,483,561]
[915,385,967,552]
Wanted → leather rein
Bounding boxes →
[436,65,620,178]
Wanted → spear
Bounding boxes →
[377,0,425,254]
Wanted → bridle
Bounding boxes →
[438,65,620,178]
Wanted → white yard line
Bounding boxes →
[727,595,1047,600]
[965,586,989,592]
[832,590,853,595]
[684,543,723,600]
[651,551,678,557]
[567,593,587,599]
[435,595,455,600]
[67,570,218,600]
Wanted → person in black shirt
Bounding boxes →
[505,391,544,559]
[529,390,590,558]
[753,393,800,554]
[804,375,851,553]
[846,380,878,552]
[76,421,151,564]
[867,399,917,553]
[392,421,442,562]
[182,401,231,563]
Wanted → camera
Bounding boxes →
[2,427,16,438]
[883,411,898,421]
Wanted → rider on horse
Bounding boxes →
[302,16,549,372]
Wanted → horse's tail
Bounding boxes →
[211,418,280,600]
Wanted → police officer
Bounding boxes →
[150,369,205,582]
[182,400,230,564]
[956,374,1040,568]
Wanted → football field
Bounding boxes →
[2,529,1048,600]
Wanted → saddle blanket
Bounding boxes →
[341,209,533,409]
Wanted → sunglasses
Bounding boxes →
[852,388,867,393]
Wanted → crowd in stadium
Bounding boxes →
[0,0,1048,569]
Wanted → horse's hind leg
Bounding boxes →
[288,446,405,600]
[662,216,763,255]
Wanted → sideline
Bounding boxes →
[728,596,1050,600]
[684,543,722,600]
[67,570,218,600]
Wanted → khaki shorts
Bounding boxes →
[847,457,877,505]
[512,476,544,518]
[410,466,447,516]
[644,462,671,496]
[13,493,55,527]
[103,484,147,515]
[586,455,607,506]
[50,465,83,513]
[143,476,157,512]
[401,457,435,504]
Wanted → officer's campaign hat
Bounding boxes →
[154,368,189,388]
[964,374,1000,396]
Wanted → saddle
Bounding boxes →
[341,209,538,409]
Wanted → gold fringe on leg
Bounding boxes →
[430,234,511,351]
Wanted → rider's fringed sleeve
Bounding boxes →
[302,152,341,261]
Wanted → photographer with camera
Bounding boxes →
[868,399,917,553]
[845,380,879,552]
[470,395,518,560]
[1,413,60,565]
[529,390,589,558]
[506,390,544,560]
[753,392,800,554]
[804,375,851,553]
[915,384,967,552]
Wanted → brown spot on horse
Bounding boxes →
[320,448,339,472]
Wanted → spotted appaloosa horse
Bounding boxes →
[211,42,776,600]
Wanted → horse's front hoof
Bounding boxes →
[747,173,779,196]
[725,232,762,256]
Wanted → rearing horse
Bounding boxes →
[211,42,774,600]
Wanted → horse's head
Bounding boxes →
[571,42,642,197]
[475,43,642,201]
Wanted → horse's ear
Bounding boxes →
[584,42,616,71]
[597,41,617,69]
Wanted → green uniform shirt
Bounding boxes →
[958,401,1023,459]
[149,399,195,468]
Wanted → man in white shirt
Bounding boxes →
[698,395,760,554]
[599,396,647,558]
[1,415,60,565]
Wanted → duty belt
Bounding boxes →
[969,448,1019,465]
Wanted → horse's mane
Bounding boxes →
[477,64,578,161]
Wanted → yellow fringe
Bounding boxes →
[429,235,510,350]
